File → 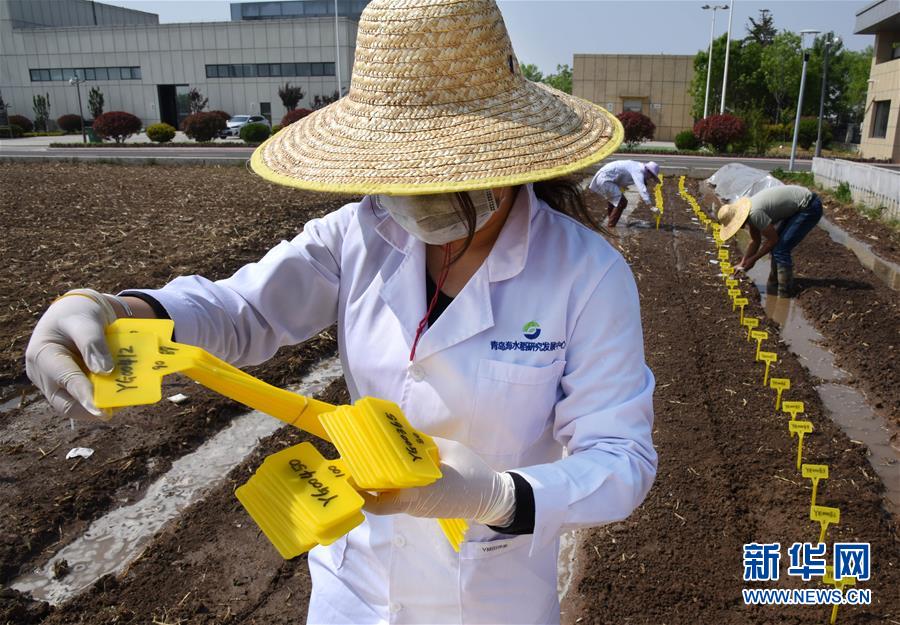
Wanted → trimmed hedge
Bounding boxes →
[674,130,699,150]
[617,111,655,146]
[693,114,746,152]
[181,112,226,142]
[9,115,34,133]
[281,108,313,127]
[146,122,176,143]
[0,124,24,139]
[240,122,270,144]
[57,114,84,133]
[93,111,142,143]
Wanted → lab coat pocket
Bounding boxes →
[470,358,566,456]
[459,534,559,624]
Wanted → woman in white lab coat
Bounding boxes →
[25,1,657,623]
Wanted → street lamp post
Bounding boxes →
[789,29,821,171]
[719,0,735,114]
[701,4,729,120]
[334,0,343,98]
[68,76,87,144]
[815,35,840,158]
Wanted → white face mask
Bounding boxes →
[375,190,498,245]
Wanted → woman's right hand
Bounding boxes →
[25,289,119,420]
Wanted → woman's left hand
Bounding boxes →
[361,437,516,526]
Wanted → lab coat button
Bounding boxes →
[408,364,425,382]
[389,602,403,614]
[392,535,406,547]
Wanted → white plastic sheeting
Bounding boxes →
[706,163,783,203]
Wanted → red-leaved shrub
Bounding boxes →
[617,111,655,146]
[57,114,83,133]
[10,115,34,133]
[693,114,746,152]
[180,112,226,142]
[209,110,231,122]
[92,111,142,143]
[281,108,313,127]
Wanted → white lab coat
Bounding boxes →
[589,160,653,205]
[138,184,657,625]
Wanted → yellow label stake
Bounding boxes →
[758,351,777,385]
[734,297,748,323]
[822,565,856,625]
[802,464,829,508]
[725,278,739,289]
[718,249,729,261]
[782,401,805,433]
[811,505,840,544]
[743,317,759,341]
[751,331,768,360]
[789,420,813,470]
[769,378,790,409]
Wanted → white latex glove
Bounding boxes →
[25,289,119,420]
[361,437,517,527]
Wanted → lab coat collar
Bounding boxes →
[371,184,536,282]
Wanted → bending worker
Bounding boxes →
[588,159,661,227]
[717,184,823,297]
[24,1,657,623]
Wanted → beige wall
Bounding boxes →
[859,32,900,162]
[573,54,694,142]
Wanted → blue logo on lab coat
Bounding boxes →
[522,321,541,340]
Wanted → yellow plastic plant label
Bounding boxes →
[758,351,777,385]
[782,400,805,424]
[734,297,748,323]
[743,317,759,341]
[769,378,790,409]
[802,464,829,508]
[811,505,840,544]
[728,288,740,301]
[822,565,855,624]
[718,249,729,261]
[789,420,813,469]
[751,331,769,360]
[725,278,739,289]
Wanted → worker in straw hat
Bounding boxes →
[588,160,662,227]
[717,185,823,297]
[24,1,656,622]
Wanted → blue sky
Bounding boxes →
[107,0,873,74]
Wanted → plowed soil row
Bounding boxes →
[0,162,352,588]
[564,181,898,625]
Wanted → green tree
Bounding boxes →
[745,9,776,46]
[761,31,802,125]
[838,46,873,127]
[88,87,104,119]
[543,64,572,94]
[689,35,767,120]
[520,63,543,83]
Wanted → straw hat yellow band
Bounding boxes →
[251,0,623,195]
[717,197,752,241]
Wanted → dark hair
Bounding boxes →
[448,177,608,263]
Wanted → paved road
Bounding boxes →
[0,144,817,172]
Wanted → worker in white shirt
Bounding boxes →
[589,160,661,227]
[24,1,657,624]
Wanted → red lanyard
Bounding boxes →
[409,243,451,362]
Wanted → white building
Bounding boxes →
[0,0,365,129]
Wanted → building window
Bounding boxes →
[204,62,337,79]
[29,66,141,81]
[623,99,643,113]
[871,100,890,138]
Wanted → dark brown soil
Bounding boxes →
[2,168,897,625]
[563,180,899,625]
[817,193,900,266]
[0,162,353,587]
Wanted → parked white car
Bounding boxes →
[219,114,271,138]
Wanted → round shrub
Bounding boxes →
[57,114,84,133]
[693,114,746,152]
[674,130,699,150]
[180,112,226,142]
[146,122,176,143]
[617,111,655,146]
[9,115,33,133]
[797,117,832,150]
[281,108,312,127]
[93,111,142,143]
[240,122,271,144]
[209,110,231,122]
[272,124,283,134]
[0,124,23,139]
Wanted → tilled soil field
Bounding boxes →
[1,165,898,624]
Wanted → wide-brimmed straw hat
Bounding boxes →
[251,0,623,195]
[717,197,752,241]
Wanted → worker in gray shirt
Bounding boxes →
[716,185,823,297]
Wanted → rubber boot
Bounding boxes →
[777,265,794,298]
[766,263,778,294]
